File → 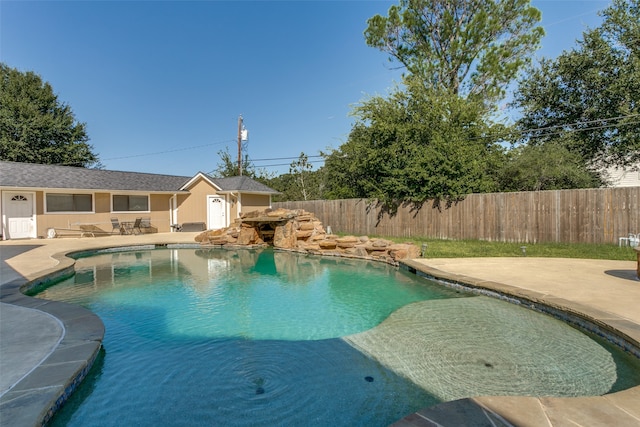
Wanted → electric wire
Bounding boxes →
[100,113,639,166]
[102,139,235,161]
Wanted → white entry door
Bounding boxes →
[207,196,226,230]
[3,192,36,239]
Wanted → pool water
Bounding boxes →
[37,248,640,426]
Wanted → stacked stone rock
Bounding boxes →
[195,208,419,266]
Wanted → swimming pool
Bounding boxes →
[35,247,640,426]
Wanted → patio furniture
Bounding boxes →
[122,218,143,235]
[619,233,639,247]
[79,224,111,237]
[179,222,206,232]
[111,218,123,235]
[140,217,157,234]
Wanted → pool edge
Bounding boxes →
[394,259,640,427]
[2,237,638,427]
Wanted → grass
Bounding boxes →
[379,237,638,261]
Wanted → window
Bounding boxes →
[113,195,149,212]
[46,193,93,212]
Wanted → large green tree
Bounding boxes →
[0,63,99,167]
[364,0,544,105]
[514,0,640,168]
[321,0,544,207]
[323,82,505,209]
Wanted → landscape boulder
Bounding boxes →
[195,208,420,266]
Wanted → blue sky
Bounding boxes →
[1,0,610,177]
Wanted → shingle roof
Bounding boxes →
[205,174,279,194]
[0,161,279,194]
[0,161,192,192]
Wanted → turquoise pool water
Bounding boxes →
[37,248,640,426]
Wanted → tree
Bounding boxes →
[514,0,640,168]
[289,153,314,201]
[0,63,99,167]
[496,142,604,191]
[364,0,544,105]
[212,146,275,181]
[267,154,326,202]
[323,82,506,209]
[212,147,254,177]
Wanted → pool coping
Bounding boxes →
[0,236,202,426]
[0,249,104,426]
[1,238,639,426]
[393,259,640,427]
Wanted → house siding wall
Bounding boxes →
[31,192,174,237]
[2,174,276,238]
[611,169,640,187]
[178,178,214,224]
[240,194,271,216]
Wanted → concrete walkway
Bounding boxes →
[0,235,639,426]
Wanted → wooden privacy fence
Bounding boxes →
[273,187,640,244]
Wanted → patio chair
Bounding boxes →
[140,217,157,234]
[619,233,639,247]
[111,218,123,235]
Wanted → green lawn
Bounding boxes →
[382,237,638,261]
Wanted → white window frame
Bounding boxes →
[111,194,151,213]
[44,192,95,214]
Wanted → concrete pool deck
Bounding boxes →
[0,235,639,426]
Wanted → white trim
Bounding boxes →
[206,195,227,229]
[110,194,151,213]
[180,173,223,191]
[0,185,187,195]
[2,191,37,239]
[169,195,178,231]
[44,191,95,214]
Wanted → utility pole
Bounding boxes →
[237,115,243,176]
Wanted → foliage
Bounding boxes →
[267,153,326,202]
[319,0,548,210]
[0,63,100,167]
[496,142,604,191]
[213,147,252,177]
[212,146,274,181]
[364,0,544,105]
[323,82,506,210]
[287,153,323,201]
[513,0,640,168]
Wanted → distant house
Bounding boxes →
[603,164,640,188]
[0,161,278,240]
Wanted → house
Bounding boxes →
[0,161,279,240]
[603,164,640,187]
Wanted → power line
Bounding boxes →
[102,139,234,161]
[253,160,325,168]
[251,155,324,162]
[468,113,640,142]
[103,113,638,164]
[517,113,640,137]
